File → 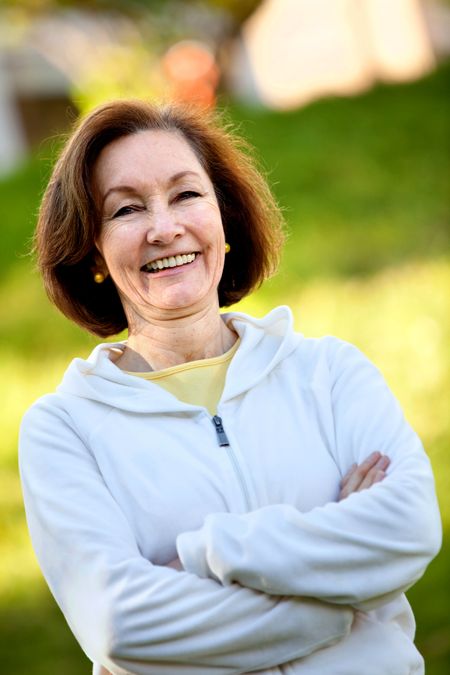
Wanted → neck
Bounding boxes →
[115,303,237,372]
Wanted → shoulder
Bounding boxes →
[21,391,71,428]
[234,304,381,386]
[20,392,79,458]
[289,333,377,383]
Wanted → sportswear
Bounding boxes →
[19,306,441,674]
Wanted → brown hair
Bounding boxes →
[35,99,285,337]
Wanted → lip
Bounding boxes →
[140,252,201,276]
[140,251,200,271]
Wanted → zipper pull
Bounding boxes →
[212,415,230,446]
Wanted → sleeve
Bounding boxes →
[19,398,353,675]
[176,341,442,610]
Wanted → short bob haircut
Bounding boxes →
[35,99,285,337]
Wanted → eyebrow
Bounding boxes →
[102,170,202,206]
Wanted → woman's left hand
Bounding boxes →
[166,557,183,570]
[339,451,390,501]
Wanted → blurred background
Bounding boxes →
[0,0,449,673]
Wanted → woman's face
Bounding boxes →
[93,130,226,327]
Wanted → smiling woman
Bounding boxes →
[92,130,230,369]
[19,99,441,675]
[35,100,283,339]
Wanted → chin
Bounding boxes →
[153,295,205,313]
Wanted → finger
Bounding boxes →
[340,463,357,488]
[359,467,386,491]
[341,452,381,494]
[358,456,390,491]
[167,558,183,570]
[372,469,386,485]
[340,451,382,488]
[339,468,383,500]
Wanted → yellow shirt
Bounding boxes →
[127,339,240,416]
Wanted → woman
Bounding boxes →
[19,100,441,674]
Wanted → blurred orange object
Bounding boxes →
[162,41,220,107]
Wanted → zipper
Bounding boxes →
[211,414,252,510]
[211,415,230,446]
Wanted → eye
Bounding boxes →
[176,190,201,201]
[112,204,143,218]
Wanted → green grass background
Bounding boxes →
[1,63,449,672]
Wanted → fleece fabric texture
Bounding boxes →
[19,306,441,674]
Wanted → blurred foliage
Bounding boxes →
[1,0,259,113]
[0,62,449,673]
[231,66,449,284]
[1,0,185,11]
[0,0,261,26]
[72,41,164,113]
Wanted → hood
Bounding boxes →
[57,305,302,413]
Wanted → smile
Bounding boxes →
[141,253,198,273]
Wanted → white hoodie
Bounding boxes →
[19,306,441,674]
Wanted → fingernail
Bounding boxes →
[377,455,390,470]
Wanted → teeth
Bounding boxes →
[143,253,197,273]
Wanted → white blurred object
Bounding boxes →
[0,56,26,175]
[423,0,450,57]
[229,0,437,109]
[364,0,435,80]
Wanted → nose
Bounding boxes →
[146,204,185,246]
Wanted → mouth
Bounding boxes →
[140,252,199,273]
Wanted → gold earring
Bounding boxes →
[224,242,231,254]
[94,272,105,284]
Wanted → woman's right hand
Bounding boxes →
[338,451,390,501]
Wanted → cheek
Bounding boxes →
[192,204,224,240]
[98,223,140,260]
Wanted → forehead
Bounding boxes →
[93,129,207,192]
